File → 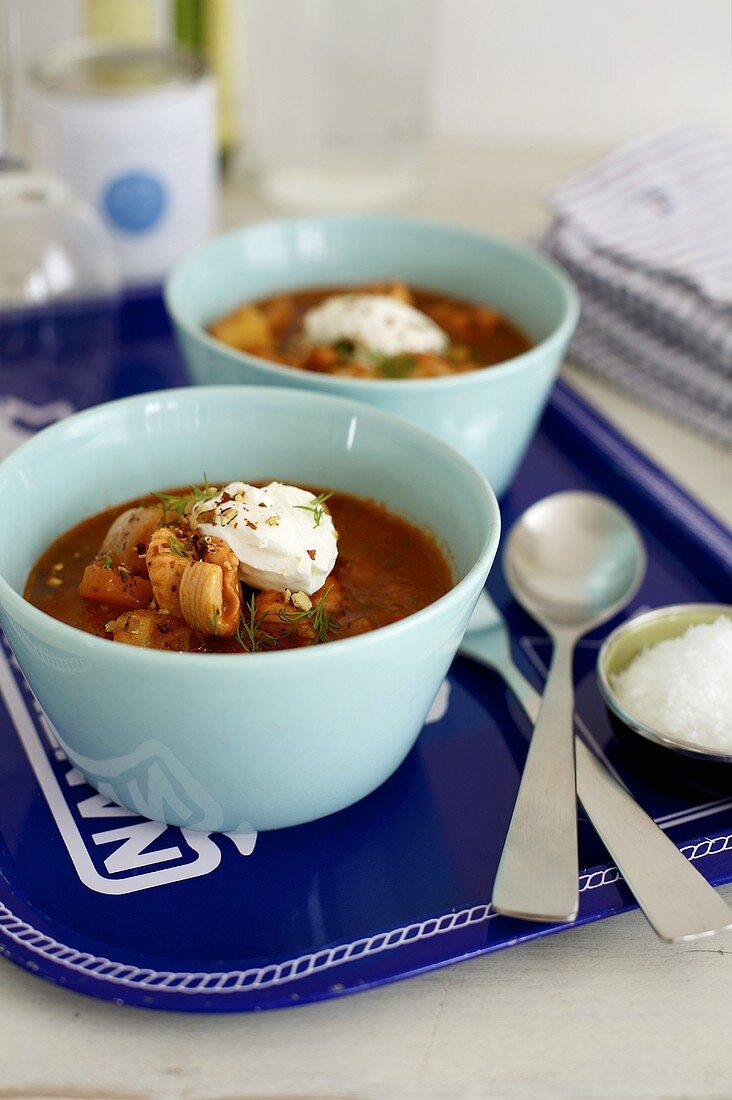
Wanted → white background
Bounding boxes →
[11,0,732,150]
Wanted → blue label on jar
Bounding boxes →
[102,173,166,234]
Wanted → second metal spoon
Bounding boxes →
[493,491,646,922]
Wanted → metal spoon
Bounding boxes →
[493,492,646,922]
[460,592,732,941]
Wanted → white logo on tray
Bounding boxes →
[0,644,256,895]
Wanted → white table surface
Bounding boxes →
[2,147,731,1100]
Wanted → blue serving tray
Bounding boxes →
[0,292,730,1012]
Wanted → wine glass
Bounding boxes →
[0,0,121,457]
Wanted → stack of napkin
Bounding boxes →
[542,128,732,445]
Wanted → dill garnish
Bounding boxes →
[208,607,220,635]
[367,351,417,379]
[444,343,465,364]
[235,593,277,653]
[167,534,188,558]
[102,554,113,569]
[294,491,333,529]
[152,475,220,519]
[277,584,340,645]
[333,337,355,360]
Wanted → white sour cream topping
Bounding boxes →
[303,294,448,357]
[190,481,338,595]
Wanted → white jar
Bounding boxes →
[30,41,217,287]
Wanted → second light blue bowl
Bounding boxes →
[0,386,500,832]
[165,215,580,496]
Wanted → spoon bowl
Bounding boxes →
[505,492,647,630]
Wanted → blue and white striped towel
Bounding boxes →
[543,128,732,446]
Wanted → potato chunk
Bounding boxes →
[109,610,199,651]
[208,305,273,355]
[79,561,153,609]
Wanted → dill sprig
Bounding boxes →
[235,593,277,653]
[167,534,189,558]
[367,350,417,379]
[333,337,355,361]
[101,553,113,569]
[294,491,333,529]
[152,475,220,519]
[277,584,340,645]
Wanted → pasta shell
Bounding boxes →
[179,561,225,636]
[201,536,242,635]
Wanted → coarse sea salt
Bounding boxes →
[610,616,732,750]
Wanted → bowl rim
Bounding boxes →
[0,383,501,667]
[163,212,581,393]
[596,602,732,763]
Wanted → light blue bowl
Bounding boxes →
[0,386,500,832]
[165,215,579,496]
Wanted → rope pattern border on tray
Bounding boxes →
[1,832,731,995]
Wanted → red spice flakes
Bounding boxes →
[245,520,257,530]
[306,549,316,560]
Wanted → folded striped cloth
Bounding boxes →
[542,128,732,445]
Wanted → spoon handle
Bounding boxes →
[492,635,580,923]
[474,647,732,941]
[575,740,732,941]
